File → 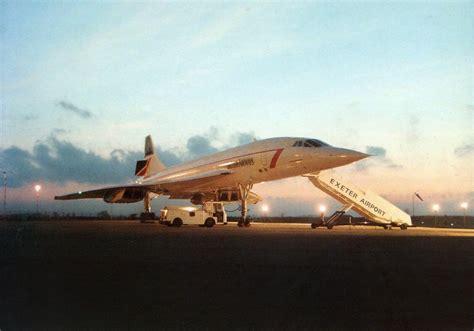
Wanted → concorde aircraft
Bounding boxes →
[55,136,368,226]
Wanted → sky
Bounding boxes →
[1,1,473,216]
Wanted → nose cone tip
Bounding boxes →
[355,151,370,160]
[337,149,370,162]
[325,147,370,163]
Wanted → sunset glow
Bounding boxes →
[1,2,472,215]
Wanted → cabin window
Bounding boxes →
[231,192,239,201]
[189,212,195,217]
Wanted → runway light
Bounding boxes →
[34,184,41,215]
[261,205,269,213]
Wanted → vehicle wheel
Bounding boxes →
[205,218,215,228]
[311,223,319,229]
[172,218,183,227]
[400,223,408,230]
[327,224,334,230]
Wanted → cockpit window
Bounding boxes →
[309,139,330,147]
[293,139,329,148]
[306,140,321,147]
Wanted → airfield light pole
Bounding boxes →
[34,184,41,215]
[412,192,423,218]
[2,171,6,219]
[461,202,468,227]
[432,204,440,227]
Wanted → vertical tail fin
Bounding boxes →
[135,135,166,177]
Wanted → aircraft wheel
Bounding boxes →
[172,218,183,227]
[400,224,408,230]
[205,218,215,228]
[244,220,251,227]
[383,224,392,230]
[311,223,319,229]
[237,222,244,227]
[327,224,334,230]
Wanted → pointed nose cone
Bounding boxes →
[331,148,370,164]
[345,149,370,162]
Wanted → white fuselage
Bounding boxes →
[140,137,367,192]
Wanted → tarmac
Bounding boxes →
[1,220,473,330]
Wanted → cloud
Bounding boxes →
[22,114,39,121]
[185,129,257,159]
[366,146,386,158]
[454,143,474,157]
[0,136,183,188]
[56,101,93,119]
[51,128,69,136]
[0,128,256,188]
[356,145,401,171]
[232,132,256,146]
[186,135,219,159]
[0,138,137,187]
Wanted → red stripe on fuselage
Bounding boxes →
[270,148,284,168]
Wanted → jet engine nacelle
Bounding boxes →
[104,189,145,203]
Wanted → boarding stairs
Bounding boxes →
[324,204,354,228]
[305,172,411,229]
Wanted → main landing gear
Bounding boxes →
[237,183,252,227]
[140,192,155,223]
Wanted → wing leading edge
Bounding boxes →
[55,169,235,202]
